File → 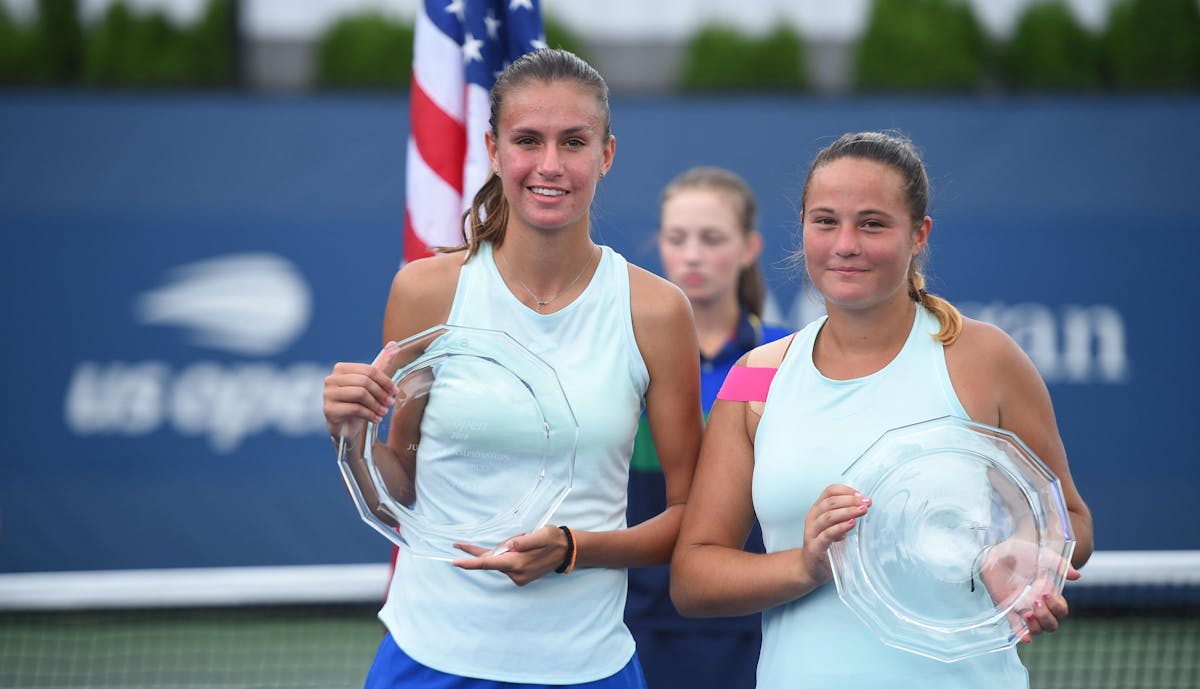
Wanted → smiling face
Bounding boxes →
[802,156,930,312]
[659,187,760,309]
[486,79,614,236]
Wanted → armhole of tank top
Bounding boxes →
[616,252,650,396]
[444,248,478,326]
[928,313,970,419]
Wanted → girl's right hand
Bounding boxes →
[800,484,871,585]
[322,361,397,438]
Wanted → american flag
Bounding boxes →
[404,0,546,262]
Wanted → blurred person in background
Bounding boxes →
[323,49,702,689]
[626,167,789,689]
[670,131,1093,689]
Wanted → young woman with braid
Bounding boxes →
[670,132,1093,688]
[322,49,702,689]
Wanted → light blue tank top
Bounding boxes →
[379,241,649,683]
[752,306,1029,689]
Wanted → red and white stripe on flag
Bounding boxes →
[403,0,546,263]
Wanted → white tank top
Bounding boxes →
[379,241,649,683]
[752,306,1029,689]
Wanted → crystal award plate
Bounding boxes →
[829,416,1075,662]
[336,325,577,560]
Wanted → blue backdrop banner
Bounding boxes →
[1,94,1196,572]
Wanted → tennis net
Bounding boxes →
[0,565,390,689]
[0,552,1196,689]
[1017,550,1200,689]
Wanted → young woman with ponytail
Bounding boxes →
[669,131,1093,689]
[323,49,702,689]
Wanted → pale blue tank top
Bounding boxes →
[752,306,1029,689]
[378,241,649,683]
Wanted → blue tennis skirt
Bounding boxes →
[364,633,647,689]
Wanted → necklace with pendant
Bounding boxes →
[497,245,597,312]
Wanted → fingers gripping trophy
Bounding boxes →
[334,325,578,561]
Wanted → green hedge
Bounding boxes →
[190,0,236,86]
[0,0,235,87]
[0,5,36,84]
[315,13,413,90]
[86,4,189,86]
[678,24,807,91]
[855,0,988,91]
[4,0,1199,92]
[85,0,235,87]
[1104,0,1200,89]
[28,0,84,84]
[1003,1,1103,90]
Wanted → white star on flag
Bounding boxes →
[484,10,501,40]
[462,32,484,62]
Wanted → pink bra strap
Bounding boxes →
[717,366,777,402]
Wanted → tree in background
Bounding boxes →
[31,0,84,83]
[3,0,1199,94]
[0,5,36,84]
[1104,0,1200,89]
[81,2,133,84]
[84,3,194,86]
[0,0,237,88]
[678,24,806,91]
[1004,1,1103,90]
[191,0,236,87]
[315,13,413,90]
[855,0,988,91]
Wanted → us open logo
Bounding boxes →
[63,253,330,453]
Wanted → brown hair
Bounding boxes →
[446,49,611,259]
[799,131,963,344]
[660,167,766,318]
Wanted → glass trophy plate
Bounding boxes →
[336,325,577,561]
[828,416,1075,662]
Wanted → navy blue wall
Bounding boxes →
[1,94,1196,572]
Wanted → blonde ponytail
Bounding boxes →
[908,268,962,345]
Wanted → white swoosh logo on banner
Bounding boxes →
[136,253,312,356]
